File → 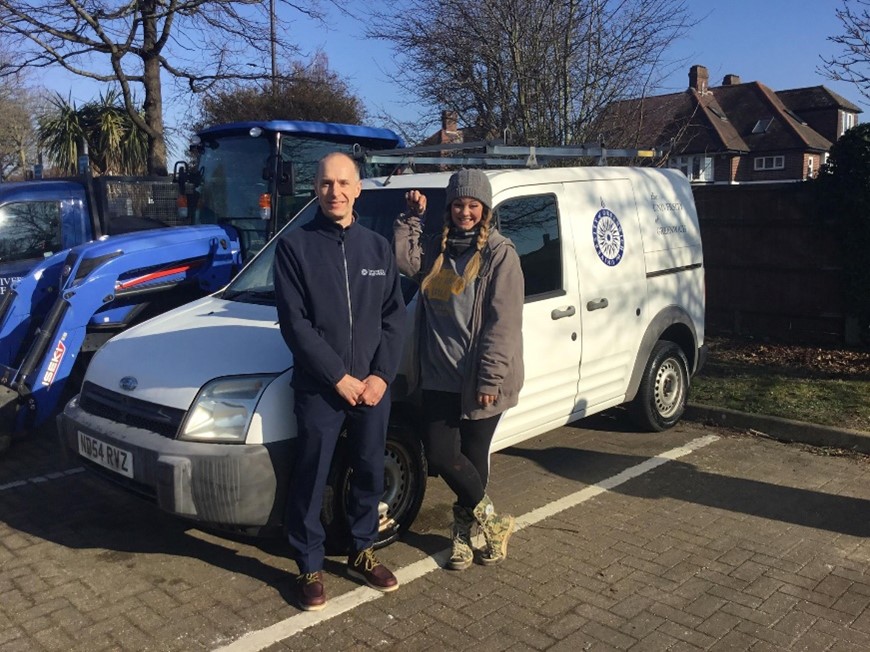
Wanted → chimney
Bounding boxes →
[442,110,458,133]
[689,65,709,93]
[722,74,741,86]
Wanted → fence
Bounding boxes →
[693,183,851,344]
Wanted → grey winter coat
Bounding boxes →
[393,214,524,420]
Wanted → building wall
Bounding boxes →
[803,152,822,179]
[713,154,737,183]
[730,151,807,183]
[780,153,808,181]
[694,151,824,184]
[733,156,754,182]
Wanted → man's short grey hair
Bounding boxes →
[316,151,361,182]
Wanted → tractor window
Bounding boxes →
[0,201,63,263]
[274,135,401,230]
[195,134,270,223]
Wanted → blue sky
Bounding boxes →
[39,0,865,159]
[659,1,862,97]
[286,0,866,121]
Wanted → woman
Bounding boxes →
[394,168,524,569]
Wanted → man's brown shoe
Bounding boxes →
[296,571,326,611]
[347,548,399,592]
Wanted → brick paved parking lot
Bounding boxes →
[2,412,870,651]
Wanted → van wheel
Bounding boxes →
[630,341,689,432]
[322,418,427,554]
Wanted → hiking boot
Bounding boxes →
[347,548,399,592]
[473,494,515,566]
[296,571,326,611]
[448,503,475,570]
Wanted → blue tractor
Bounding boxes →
[0,121,404,452]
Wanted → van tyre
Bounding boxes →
[630,341,689,432]
[321,418,427,554]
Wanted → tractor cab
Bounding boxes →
[174,120,404,260]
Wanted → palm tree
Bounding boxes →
[37,89,150,176]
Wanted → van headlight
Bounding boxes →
[179,375,277,443]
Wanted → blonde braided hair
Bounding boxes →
[421,208,493,297]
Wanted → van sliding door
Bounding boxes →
[565,179,646,412]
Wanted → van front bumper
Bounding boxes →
[58,396,284,529]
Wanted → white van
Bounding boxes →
[58,166,705,548]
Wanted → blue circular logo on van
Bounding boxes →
[119,376,138,391]
[592,209,624,266]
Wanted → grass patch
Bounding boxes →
[691,338,870,432]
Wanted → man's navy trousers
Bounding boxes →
[286,387,391,573]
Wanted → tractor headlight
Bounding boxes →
[179,375,276,443]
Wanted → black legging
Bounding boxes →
[421,390,501,509]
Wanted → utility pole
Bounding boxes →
[270,0,277,96]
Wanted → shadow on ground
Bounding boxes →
[501,440,870,538]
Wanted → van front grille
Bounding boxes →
[79,381,186,439]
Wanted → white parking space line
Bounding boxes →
[516,434,720,529]
[213,434,720,652]
[0,466,84,493]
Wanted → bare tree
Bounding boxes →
[823,0,870,104]
[197,53,366,129]
[368,0,690,146]
[0,60,41,180]
[0,0,327,176]
[0,87,36,180]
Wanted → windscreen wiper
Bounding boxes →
[221,287,275,303]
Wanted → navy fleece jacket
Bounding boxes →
[274,210,406,392]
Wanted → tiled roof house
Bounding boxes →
[598,65,862,184]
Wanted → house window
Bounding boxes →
[753,156,785,171]
[807,156,815,178]
[752,118,773,134]
[668,155,714,182]
[842,111,855,136]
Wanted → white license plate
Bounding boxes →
[77,432,134,479]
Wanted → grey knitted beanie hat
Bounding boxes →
[445,169,492,211]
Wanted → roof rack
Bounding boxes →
[358,140,664,168]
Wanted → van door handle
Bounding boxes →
[586,298,609,311]
[550,306,576,320]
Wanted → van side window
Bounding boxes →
[0,201,62,263]
[495,194,561,298]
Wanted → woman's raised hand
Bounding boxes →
[405,190,427,217]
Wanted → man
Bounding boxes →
[274,152,406,611]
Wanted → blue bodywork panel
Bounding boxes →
[0,224,241,434]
